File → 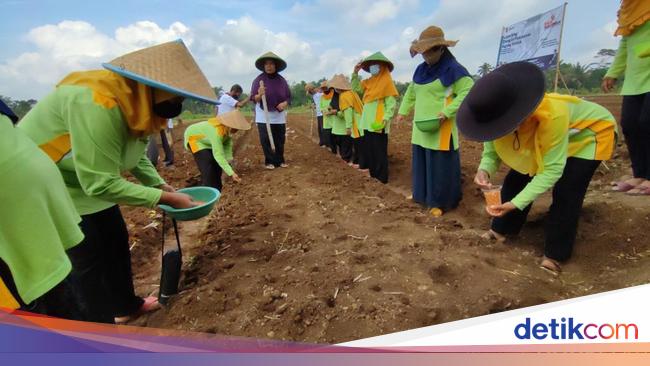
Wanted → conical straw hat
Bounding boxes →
[328,74,352,90]
[103,39,218,104]
[215,109,251,130]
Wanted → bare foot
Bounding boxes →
[481,229,506,243]
[540,256,561,274]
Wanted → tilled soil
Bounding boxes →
[122,113,650,344]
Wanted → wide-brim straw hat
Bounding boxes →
[320,80,329,89]
[102,39,218,105]
[214,110,251,130]
[255,51,287,72]
[360,51,394,72]
[409,26,458,57]
[456,62,545,142]
[328,74,352,90]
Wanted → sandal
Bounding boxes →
[540,256,561,274]
[114,296,161,324]
[611,181,638,192]
[626,185,650,196]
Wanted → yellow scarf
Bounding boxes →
[58,70,167,137]
[615,0,650,36]
[322,89,333,100]
[339,90,364,137]
[208,117,230,137]
[360,65,399,127]
[493,95,570,176]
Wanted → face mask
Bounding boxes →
[423,47,443,65]
[231,93,240,100]
[369,64,380,75]
[153,100,183,118]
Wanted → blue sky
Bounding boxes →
[0,0,620,100]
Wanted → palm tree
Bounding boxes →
[477,63,493,77]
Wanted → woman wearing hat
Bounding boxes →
[184,110,250,190]
[327,74,355,164]
[250,51,292,170]
[602,0,650,195]
[320,81,337,154]
[397,26,474,216]
[18,40,218,323]
[457,62,617,273]
[329,74,364,167]
[352,51,400,183]
[0,101,85,319]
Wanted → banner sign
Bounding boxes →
[497,5,565,70]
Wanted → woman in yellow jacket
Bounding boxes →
[458,62,617,273]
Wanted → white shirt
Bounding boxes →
[312,92,323,117]
[254,103,287,124]
[217,93,239,115]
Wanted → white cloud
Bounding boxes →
[0,20,191,99]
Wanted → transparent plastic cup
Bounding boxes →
[482,185,502,214]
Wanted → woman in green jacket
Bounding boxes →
[397,26,474,216]
[184,110,250,190]
[602,0,650,195]
[18,40,218,323]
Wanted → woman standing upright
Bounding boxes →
[397,26,474,216]
[602,0,650,195]
[352,52,399,183]
[250,52,291,170]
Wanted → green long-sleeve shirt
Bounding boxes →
[1,115,84,304]
[320,96,334,129]
[398,76,474,151]
[478,94,616,210]
[605,21,650,95]
[351,73,397,134]
[18,85,165,215]
[183,121,235,176]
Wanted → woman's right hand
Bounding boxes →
[160,191,200,209]
[601,77,616,93]
[231,173,242,183]
[257,85,266,97]
[353,62,362,74]
[474,169,491,189]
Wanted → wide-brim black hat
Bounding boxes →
[456,61,545,142]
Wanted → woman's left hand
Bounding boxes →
[486,202,517,217]
[277,101,288,111]
[438,112,447,123]
[158,184,176,193]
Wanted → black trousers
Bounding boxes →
[146,130,174,167]
[317,116,326,146]
[257,123,286,167]
[332,134,353,162]
[192,148,223,191]
[492,158,601,262]
[366,131,389,183]
[0,259,85,320]
[621,92,650,179]
[323,128,337,154]
[66,205,143,323]
[358,135,369,169]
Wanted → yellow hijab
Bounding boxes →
[360,64,399,104]
[322,89,334,100]
[339,90,364,137]
[615,0,650,36]
[58,70,167,137]
[207,117,230,137]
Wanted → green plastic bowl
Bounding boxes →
[415,117,441,132]
[159,187,221,221]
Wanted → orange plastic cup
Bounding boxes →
[482,185,502,213]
